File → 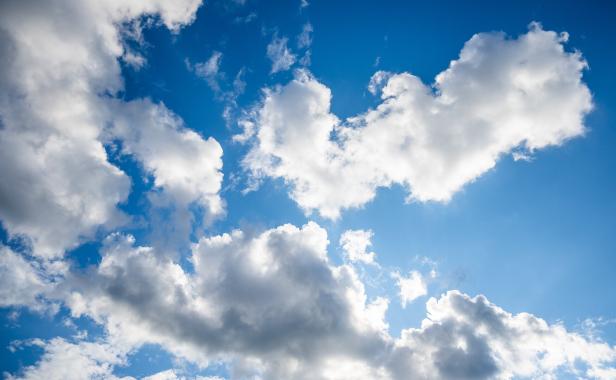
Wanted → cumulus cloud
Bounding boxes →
[339,229,377,264]
[62,223,389,378]
[0,3,610,379]
[266,35,296,74]
[390,291,616,379]
[241,24,592,218]
[25,222,608,379]
[0,0,223,258]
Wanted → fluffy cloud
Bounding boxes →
[266,35,296,74]
[62,223,389,378]
[0,0,222,259]
[108,99,224,249]
[31,222,611,379]
[390,291,616,379]
[339,229,377,264]
[241,23,592,218]
[0,3,610,378]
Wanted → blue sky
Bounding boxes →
[1,0,616,379]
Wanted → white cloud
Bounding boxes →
[42,222,616,379]
[108,99,225,249]
[367,70,393,95]
[241,24,592,219]
[6,337,131,380]
[122,49,147,70]
[266,36,296,74]
[339,229,377,264]
[390,291,616,379]
[0,4,611,379]
[392,270,428,307]
[0,0,223,258]
[190,51,224,93]
[62,223,390,378]
[196,51,223,78]
[111,101,223,214]
[0,245,49,310]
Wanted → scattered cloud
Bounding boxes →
[191,51,224,93]
[340,229,377,264]
[392,270,429,307]
[122,49,147,70]
[234,12,257,24]
[187,52,247,129]
[297,23,313,49]
[0,1,610,379]
[266,35,297,74]
[297,23,314,67]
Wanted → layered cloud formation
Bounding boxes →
[241,24,592,218]
[0,0,612,379]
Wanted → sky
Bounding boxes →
[1,0,616,379]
